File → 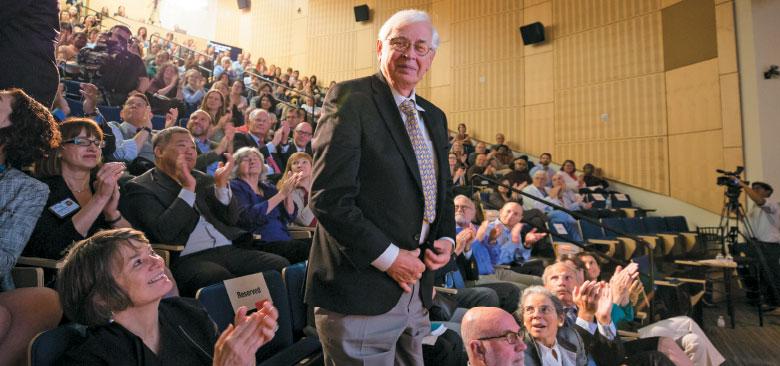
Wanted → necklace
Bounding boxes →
[65,177,89,194]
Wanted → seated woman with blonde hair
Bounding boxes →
[278,152,316,227]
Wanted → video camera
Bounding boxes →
[716,166,747,199]
[76,32,125,82]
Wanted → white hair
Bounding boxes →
[231,147,266,180]
[248,108,269,121]
[378,9,440,50]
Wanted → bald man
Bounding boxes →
[461,307,526,366]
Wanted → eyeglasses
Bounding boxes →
[387,37,433,57]
[477,330,525,345]
[64,138,105,148]
[454,204,474,211]
[296,131,313,136]
[523,305,555,316]
[124,101,147,108]
[64,137,105,148]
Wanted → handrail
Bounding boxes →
[473,173,657,320]
[148,33,211,60]
[244,70,314,100]
[245,70,317,122]
[148,33,214,81]
[82,6,132,27]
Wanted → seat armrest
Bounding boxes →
[17,256,65,269]
[618,330,641,340]
[587,239,620,258]
[151,243,185,252]
[434,286,458,295]
[290,230,312,240]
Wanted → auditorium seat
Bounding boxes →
[97,105,121,123]
[65,98,83,117]
[151,114,166,130]
[62,80,82,99]
[281,261,312,341]
[195,271,322,365]
[579,219,622,259]
[28,323,87,366]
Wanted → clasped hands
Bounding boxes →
[387,239,452,293]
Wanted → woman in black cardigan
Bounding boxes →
[58,228,278,365]
[24,118,130,259]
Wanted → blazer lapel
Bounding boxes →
[371,73,423,193]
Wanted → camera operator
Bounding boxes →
[741,181,780,243]
[740,180,780,306]
[99,25,149,106]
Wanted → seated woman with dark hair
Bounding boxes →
[520,286,588,366]
[0,88,63,366]
[24,118,132,260]
[229,147,311,264]
[58,228,279,365]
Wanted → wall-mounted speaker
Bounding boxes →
[237,0,250,10]
[354,4,370,22]
[519,22,545,45]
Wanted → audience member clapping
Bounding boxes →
[119,127,289,296]
[57,228,279,365]
[229,147,311,264]
[25,119,131,259]
[278,152,316,227]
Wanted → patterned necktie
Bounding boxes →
[399,99,436,223]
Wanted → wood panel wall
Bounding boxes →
[83,0,743,213]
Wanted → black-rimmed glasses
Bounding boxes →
[63,137,105,148]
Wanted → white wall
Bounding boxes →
[737,0,780,192]
[158,0,217,40]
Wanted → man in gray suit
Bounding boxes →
[306,9,454,365]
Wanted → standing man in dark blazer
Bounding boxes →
[306,9,455,365]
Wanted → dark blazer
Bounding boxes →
[523,326,589,366]
[275,141,313,172]
[119,168,248,245]
[543,316,625,366]
[305,73,455,315]
[233,132,272,158]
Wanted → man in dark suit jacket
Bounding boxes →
[233,108,284,175]
[306,9,454,365]
[119,127,289,296]
[274,121,313,171]
[543,262,625,366]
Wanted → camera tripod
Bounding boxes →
[718,191,780,313]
